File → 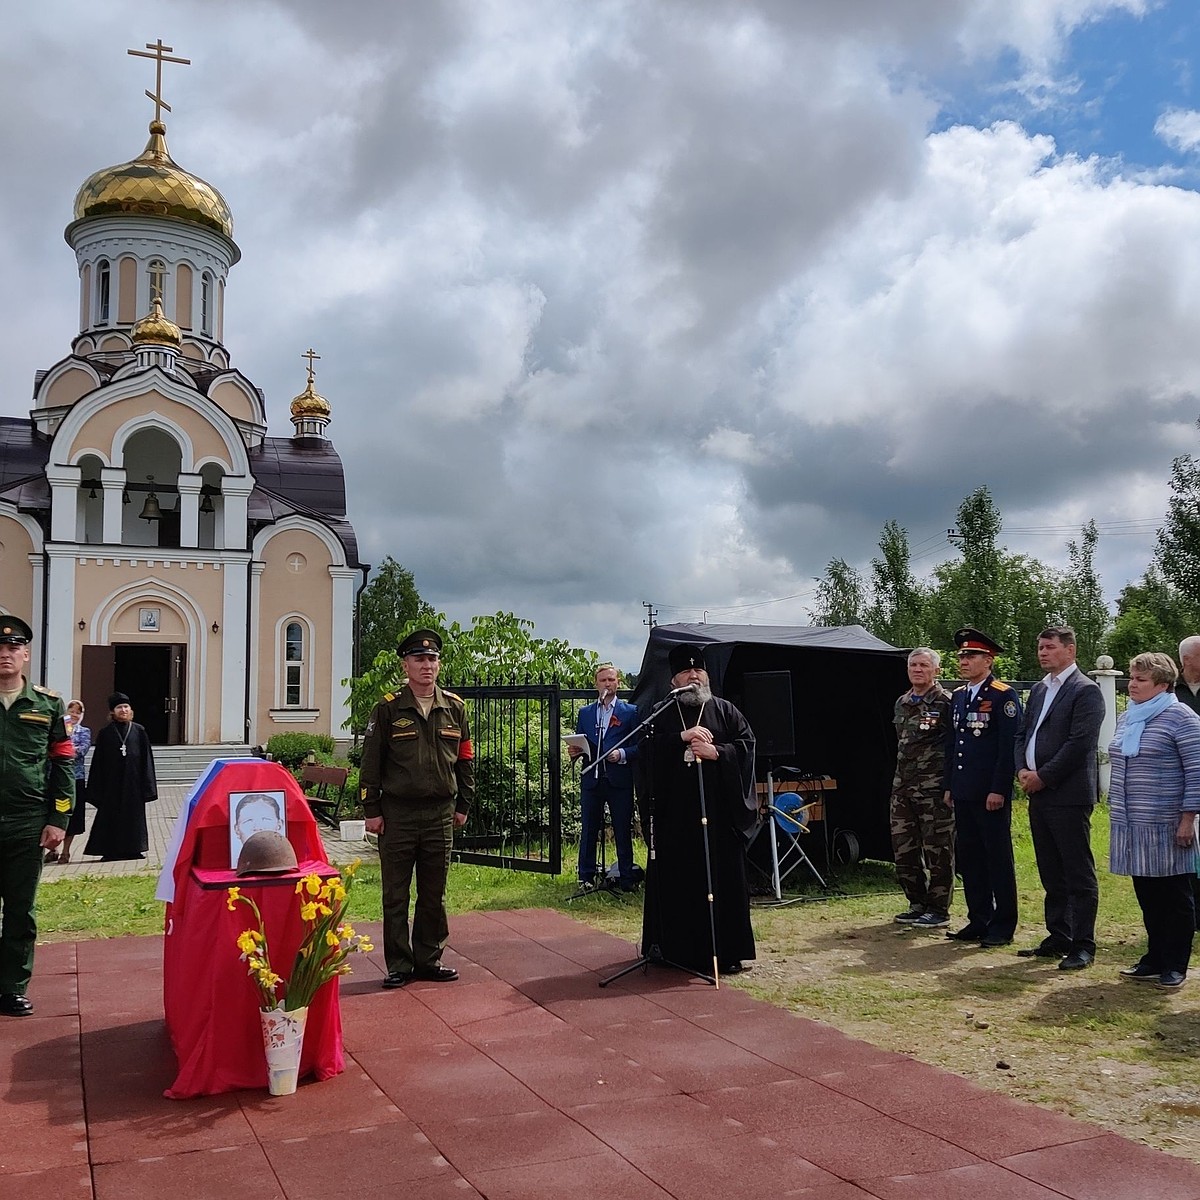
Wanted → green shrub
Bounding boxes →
[265,732,335,767]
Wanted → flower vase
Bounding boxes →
[259,1004,308,1096]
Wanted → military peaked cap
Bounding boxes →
[953,627,1003,656]
[0,616,33,644]
[399,628,443,657]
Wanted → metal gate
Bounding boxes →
[449,681,568,873]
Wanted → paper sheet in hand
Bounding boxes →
[563,734,592,758]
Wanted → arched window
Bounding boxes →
[200,273,213,336]
[285,621,304,706]
[97,259,111,324]
[148,258,166,305]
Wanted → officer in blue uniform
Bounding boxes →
[943,627,1022,947]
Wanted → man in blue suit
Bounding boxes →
[1015,626,1105,970]
[570,664,640,891]
[943,628,1023,948]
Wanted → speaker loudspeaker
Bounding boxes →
[741,671,795,757]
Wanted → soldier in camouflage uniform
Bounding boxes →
[0,617,75,1016]
[890,647,955,929]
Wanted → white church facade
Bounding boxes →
[0,49,365,746]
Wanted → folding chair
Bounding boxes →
[764,771,828,898]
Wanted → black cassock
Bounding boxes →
[639,696,758,974]
[84,720,158,860]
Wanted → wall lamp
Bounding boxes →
[78,619,86,631]
[211,622,220,634]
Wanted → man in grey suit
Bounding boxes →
[1015,626,1105,970]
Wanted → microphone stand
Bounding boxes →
[599,691,720,989]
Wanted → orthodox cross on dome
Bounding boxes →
[302,347,321,385]
[127,39,191,124]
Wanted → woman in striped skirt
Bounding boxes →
[1109,652,1200,990]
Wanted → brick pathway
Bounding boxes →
[7,909,1200,1200]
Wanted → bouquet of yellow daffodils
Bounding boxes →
[226,860,374,1012]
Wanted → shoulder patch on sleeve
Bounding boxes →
[991,680,1011,692]
[55,798,72,813]
[1004,699,1018,718]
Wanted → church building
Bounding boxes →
[0,44,365,746]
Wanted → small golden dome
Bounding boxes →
[73,121,234,239]
[290,378,331,418]
[131,298,181,346]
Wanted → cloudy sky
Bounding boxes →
[3,1,1200,668]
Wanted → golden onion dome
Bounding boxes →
[290,378,331,418]
[131,298,182,347]
[73,120,234,239]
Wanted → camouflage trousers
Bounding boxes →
[890,784,956,917]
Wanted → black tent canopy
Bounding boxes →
[633,623,910,862]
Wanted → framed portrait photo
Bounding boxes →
[229,789,288,869]
[138,607,161,632]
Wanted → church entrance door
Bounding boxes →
[80,643,187,745]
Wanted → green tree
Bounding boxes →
[356,556,435,672]
[811,557,865,627]
[864,520,925,647]
[1062,520,1108,669]
[1103,568,1197,667]
[344,610,600,733]
[952,485,1003,630]
[1155,431,1200,600]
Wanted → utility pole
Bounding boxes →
[642,601,657,629]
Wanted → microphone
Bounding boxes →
[665,684,699,699]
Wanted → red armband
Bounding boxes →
[458,738,474,761]
[49,738,75,760]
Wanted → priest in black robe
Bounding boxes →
[84,693,158,861]
[639,644,758,978]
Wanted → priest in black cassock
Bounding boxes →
[639,643,758,978]
[84,693,158,862]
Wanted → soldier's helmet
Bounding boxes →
[236,830,298,876]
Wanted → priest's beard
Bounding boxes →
[677,684,713,706]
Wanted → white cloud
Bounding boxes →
[1155,107,1200,154]
[0,0,1195,668]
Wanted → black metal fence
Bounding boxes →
[447,681,601,874]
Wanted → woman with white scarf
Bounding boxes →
[1109,652,1200,989]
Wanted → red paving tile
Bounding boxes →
[568,1093,748,1155]
[999,1133,1200,1200]
[433,1107,612,1174]
[0,1166,93,1200]
[466,1149,674,1199]
[235,1065,406,1139]
[864,1161,1071,1199]
[31,940,77,975]
[625,1129,848,1200]
[262,1119,461,1195]
[355,1039,544,1121]
[771,1110,985,1181]
[93,1144,285,1200]
[6,907,1200,1200]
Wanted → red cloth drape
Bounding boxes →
[162,761,345,1099]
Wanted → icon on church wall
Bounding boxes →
[229,790,287,868]
[138,607,161,632]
